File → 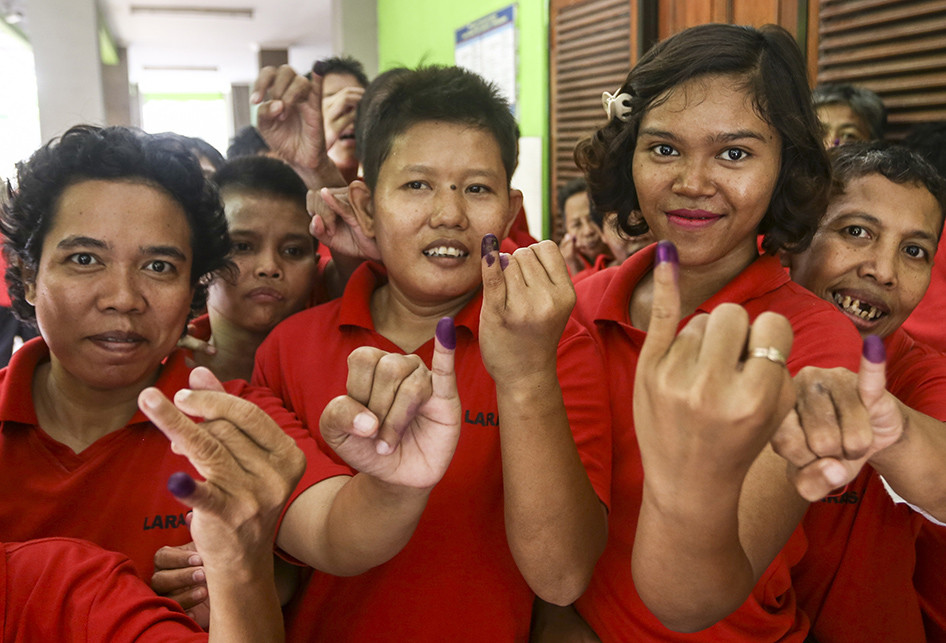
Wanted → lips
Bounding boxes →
[665,209,723,229]
[245,287,285,302]
[832,290,888,324]
[422,240,470,260]
[87,330,147,353]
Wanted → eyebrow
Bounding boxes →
[401,164,501,180]
[837,212,938,243]
[638,127,770,144]
[56,235,108,250]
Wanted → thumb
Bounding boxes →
[432,317,459,402]
[639,241,681,365]
[858,335,887,409]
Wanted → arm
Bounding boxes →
[251,65,346,190]
[479,236,607,606]
[631,242,799,632]
[276,319,462,574]
[139,367,307,643]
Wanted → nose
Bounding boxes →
[430,188,469,229]
[858,244,898,288]
[99,267,146,313]
[255,247,282,279]
[672,158,716,198]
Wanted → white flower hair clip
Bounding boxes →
[601,90,633,122]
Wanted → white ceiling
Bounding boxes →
[12,0,336,92]
[102,0,336,91]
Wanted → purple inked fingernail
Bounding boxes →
[499,253,509,271]
[862,335,885,364]
[312,60,327,76]
[436,316,456,350]
[167,472,197,498]
[482,234,499,267]
[655,240,678,266]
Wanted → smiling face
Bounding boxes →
[350,120,521,309]
[563,192,608,261]
[788,174,942,338]
[818,103,872,148]
[207,189,317,335]
[632,73,782,276]
[26,179,195,391]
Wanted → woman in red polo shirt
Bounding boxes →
[535,23,864,642]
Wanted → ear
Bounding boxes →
[21,263,36,306]
[348,180,377,239]
[502,188,524,239]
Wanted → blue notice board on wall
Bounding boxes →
[455,5,517,117]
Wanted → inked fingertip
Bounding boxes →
[436,317,457,350]
[312,60,327,76]
[655,240,678,267]
[862,335,885,364]
[481,233,499,266]
[499,253,510,271]
[167,472,197,498]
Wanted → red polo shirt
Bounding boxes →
[1,537,206,641]
[254,261,611,642]
[572,245,862,642]
[0,338,349,581]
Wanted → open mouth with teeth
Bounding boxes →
[832,292,886,322]
[423,246,469,259]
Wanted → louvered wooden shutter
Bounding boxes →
[550,0,633,240]
[816,0,946,140]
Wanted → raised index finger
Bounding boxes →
[639,241,681,364]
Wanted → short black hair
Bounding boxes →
[813,83,887,141]
[830,142,946,239]
[1,125,231,325]
[359,65,519,190]
[227,126,270,160]
[576,23,831,255]
[354,67,412,163]
[213,155,316,250]
[313,56,369,88]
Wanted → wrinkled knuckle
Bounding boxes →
[807,431,840,458]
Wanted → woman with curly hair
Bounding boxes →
[534,24,865,642]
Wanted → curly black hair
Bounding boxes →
[1,125,232,326]
[575,23,831,255]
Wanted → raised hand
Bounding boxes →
[320,317,461,489]
[322,85,364,149]
[772,336,904,501]
[139,367,305,577]
[308,186,381,261]
[252,65,343,187]
[634,241,796,487]
[478,235,575,386]
[558,233,584,276]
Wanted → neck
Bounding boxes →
[32,358,159,454]
[371,282,476,353]
[195,310,268,382]
[631,247,759,330]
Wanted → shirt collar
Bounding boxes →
[0,337,193,426]
[338,261,483,340]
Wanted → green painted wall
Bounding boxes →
[377,0,550,236]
